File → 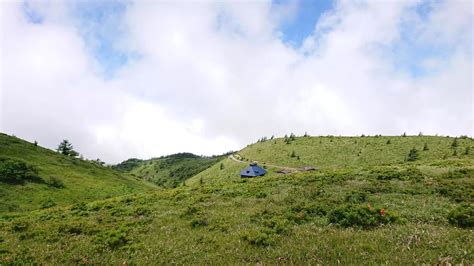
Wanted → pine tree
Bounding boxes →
[402,132,407,137]
[34,140,38,146]
[220,162,224,170]
[290,133,296,141]
[407,147,420,162]
[464,146,471,155]
[57,139,78,157]
[386,139,391,144]
[451,138,459,149]
[423,143,429,151]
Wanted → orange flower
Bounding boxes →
[380,209,386,216]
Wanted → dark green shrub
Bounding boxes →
[448,204,473,228]
[242,230,274,247]
[371,167,423,181]
[328,205,401,228]
[46,177,65,188]
[437,181,474,203]
[0,157,39,184]
[40,199,56,209]
[443,168,474,179]
[423,143,429,151]
[94,228,129,249]
[11,221,29,232]
[407,148,420,162]
[371,167,402,180]
[345,191,367,203]
[190,217,208,228]
[451,138,459,148]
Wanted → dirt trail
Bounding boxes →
[228,155,300,171]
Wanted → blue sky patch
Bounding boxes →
[274,0,334,47]
[70,0,131,78]
[22,1,44,24]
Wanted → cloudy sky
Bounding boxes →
[0,0,472,163]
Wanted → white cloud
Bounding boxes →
[1,0,472,163]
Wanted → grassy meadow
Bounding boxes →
[114,153,225,188]
[0,133,156,212]
[0,134,473,264]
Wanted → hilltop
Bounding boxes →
[114,152,227,187]
[0,133,156,212]
[0,134,472,264]
[188,135,474,184]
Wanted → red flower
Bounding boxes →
[379,209,386,216]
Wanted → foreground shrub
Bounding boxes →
[0,157,39,184]
[93,227,129,249]
[46,177,65,188]
[241,230,275,247]
[448,204,473,228]
[328,204,401,228]
[345,191,368,203]
[371,167,423,181]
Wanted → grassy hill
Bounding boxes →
[113,153,226,188]
[0,133,156,212]
[188,135,474,185]
[238,135,473,168]
[0,135,472,264]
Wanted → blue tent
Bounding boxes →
[240,163,266,178]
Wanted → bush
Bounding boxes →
[0,157,39,184]
[40,199,56,209]
[371,167,423,181]
[242,230,274,247]
[328,205,401,228]
[46,177,65,188]
[448,204,473,228]
[345,191,367,203]
[94,227,129,249]
[406,148,420,162]
[190,217,208,228]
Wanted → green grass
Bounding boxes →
[236,135,473,168]
[0,134,472,264]
[114,153,226,188]
[0,133,157,212]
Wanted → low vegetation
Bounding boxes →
[114,152,227,188]
[0,133,156,212]
[0,134,472,264]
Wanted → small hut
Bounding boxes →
[240,163,266,178]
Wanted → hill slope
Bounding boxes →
[0,133,156,212]
[189,135,474,185]
[114,153,225,188]
[0,135,472,264]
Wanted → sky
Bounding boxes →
[0,0,473,164]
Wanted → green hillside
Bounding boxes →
[238,135,474,168]
[114,153,226,188]
[0,135,472,264]
[189,135,474,185]
[0,133,156,212]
